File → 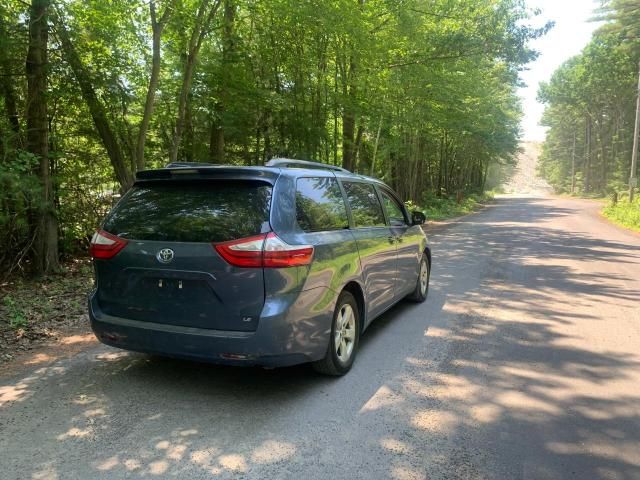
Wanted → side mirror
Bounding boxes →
[411,210,426,226]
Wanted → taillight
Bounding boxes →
[214,233,313,268]
[89,230,128,259]
[263,233,314,267]
[214,233,267,268]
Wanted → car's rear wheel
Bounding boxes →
[312,291,360,376]
[408,254,430,302]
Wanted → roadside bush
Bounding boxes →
[603,197,640,232]
[0,151,42,275]
[407,191,494,221]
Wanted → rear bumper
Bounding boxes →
[88,287,335,367]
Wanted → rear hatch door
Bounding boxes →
[95,178,272,332]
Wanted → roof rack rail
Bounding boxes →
[165,162,216,168]
[265,158,350,173]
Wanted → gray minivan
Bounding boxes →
[89,159,430,375]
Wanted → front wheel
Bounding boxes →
[407,254,430,303]
[312,291,360,376]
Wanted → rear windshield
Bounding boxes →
[103,181,272,242]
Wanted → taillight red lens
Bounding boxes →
[89,230,128,259]
[214,233,267,268]
[214,233,313,268]
[263,233,314,267]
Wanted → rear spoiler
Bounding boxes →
[165,162,216,168]
[135,165,280,183]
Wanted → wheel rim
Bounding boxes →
[334,304,356,363]
[419,259,429,296]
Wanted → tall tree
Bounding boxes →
[169,0,221,163]
[26,0,59,273]
[55,15,135,189]
[135,0,175,170]
[208,0,235,164]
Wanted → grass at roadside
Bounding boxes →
[411,191,495,222]
[602,199,640,233]
[555,192,607,200]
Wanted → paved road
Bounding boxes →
[1,196,640,480]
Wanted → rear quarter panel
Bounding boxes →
[259,172,365,359]
[269,172,362,294]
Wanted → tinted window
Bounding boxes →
[380,190,407,226]
[343,182,386,228]
[296,177,349,232]
[103,181,271,242]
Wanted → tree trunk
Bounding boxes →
[571,130,576,194]
[584,116,591,193]
[209,0,235,164]
[55,17,134,190]
[184,95,194,162]
[332,61,339,165]
[481,161,489,192]
[370,115,383,176]
[341,0,365,171]
[134,0,173,171]
[599,120,607,192]
[209,112,225,163]
[353,124,364,172]
[342,106,356,171]
[209,117,224,163]
[340,41,358,171]
[437,132,444,196]
[629,60,640,202]
[170,53,197,163]
[169,0,221,163]
[26,0,59,274]
[254,127,261,166]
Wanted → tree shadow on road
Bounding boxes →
[366,196,640,478]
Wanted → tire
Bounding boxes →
[312,291,360,376]
[407,254,430,303]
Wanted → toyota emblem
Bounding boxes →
[156,248,174,264]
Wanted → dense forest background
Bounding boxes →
[1,0,547,275]
[538,0,640,201]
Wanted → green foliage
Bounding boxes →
[56,152,120,255]
[0,0,544,272]
[603,198,640,231]
[0,260,93,336]
[404,200,421,212]
[413,192,494,222]
[0,151,42,273]
[2,295,28,329]
[538,2,639,196]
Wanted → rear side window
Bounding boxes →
[342,182,386,228]
[103,181,271,242]
[296,177,348,232]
